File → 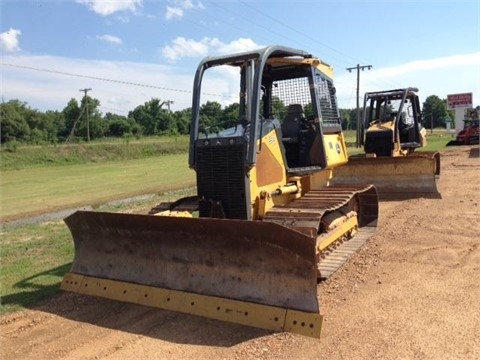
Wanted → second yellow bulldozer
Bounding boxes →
[331,88,441,200]
[61,46,379,339]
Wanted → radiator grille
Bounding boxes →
[365,130,393,157]
[195,140,248,219]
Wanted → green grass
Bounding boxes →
[1,153,195,222]
[0,140,196,314]
[0,221,73,314]
[421,130,456,152]
[0,136,189,170]
[0,191,196,315]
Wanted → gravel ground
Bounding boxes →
[1,146,479,360]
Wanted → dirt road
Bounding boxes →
[1,146,479,360]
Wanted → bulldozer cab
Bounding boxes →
[361,88,424,156]
[190,47,347,175]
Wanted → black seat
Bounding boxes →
[281,104,304,139]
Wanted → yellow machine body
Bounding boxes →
[331,88,440,200]
[61,46,379,338]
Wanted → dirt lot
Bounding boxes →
[1,146,479,360]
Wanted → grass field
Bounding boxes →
[0,193,195,315]
[1,153,195,222]
[0,130,457,315]
[0,135,189,170]
[1,220,73,314]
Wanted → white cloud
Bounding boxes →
[335,52,480,108]
[77,0,142,16]
[165,6,183,20]
[175,0,205,10]
[215,38,261,55]
[161,37,210,62]
[96,34,123,45]
[0,28,21,52]
[368,52,480,79]
[1,54,194,115]
[1,51,479,118]
[161,37,261,62]
[165,0,204,20]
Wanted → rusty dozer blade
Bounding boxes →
[330,152,441,200]
[63,211,319,313]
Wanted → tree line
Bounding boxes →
[0,94,454,144]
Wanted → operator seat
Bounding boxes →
[281,104,305,168]
[281,104,305,139]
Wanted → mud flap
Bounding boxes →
[330,152,441,200]
[63,211,319,313]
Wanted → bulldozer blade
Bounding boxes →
[330,152,441,200]
[63,211,319,314]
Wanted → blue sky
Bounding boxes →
[1,0,479,115]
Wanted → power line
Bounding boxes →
[238,1,359,66]
[3,63,191,93]
[228,2,405,90]
[2,63,236,99]
[210,1,303,49]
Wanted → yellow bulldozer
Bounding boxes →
[331,88,441,200]
[61,46,379,339]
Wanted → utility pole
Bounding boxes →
[164,99,174,113]
[346,64,372,147]
[79,88,92,141]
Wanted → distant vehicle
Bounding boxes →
[447,107,480,146]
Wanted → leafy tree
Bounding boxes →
[62,99,82,140]
[199,101,223,133]
[339,108,352,130]
[221,103,240,128]
[25,109,65,144]
[271,96,287,119]
[171,108,191,135]
[129,98,172,135]
[422,95,449,129]
[303,103,314,119]
[79,96,106,140]
[0,100,31,143]
[104,113,131,137]
[345,108,360,131]
[24,109,46,143]
[62,96,106,141]
[103,112,142,137]
[45,110,66,143]
[1,91,458,144]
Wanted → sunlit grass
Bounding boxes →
[0,221,73,314]
[1,154,195,221]
[0,190,197,315]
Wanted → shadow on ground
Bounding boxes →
[469,146,479,158]
[3,264,269,347]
